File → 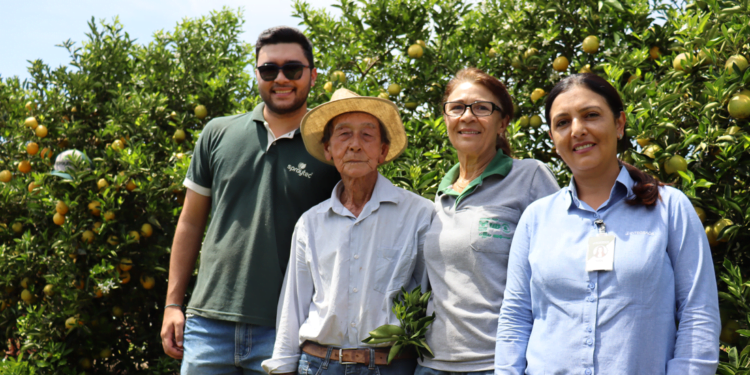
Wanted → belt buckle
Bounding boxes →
[338,348,358,365]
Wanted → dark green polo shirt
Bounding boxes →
[184,103,340,326]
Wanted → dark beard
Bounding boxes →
[260,80,312,115]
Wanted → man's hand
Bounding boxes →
[161,307,185,359]
[161,188,210,358]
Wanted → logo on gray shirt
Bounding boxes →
[287,163,313,179]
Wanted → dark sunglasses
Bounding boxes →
[257,62,310,81]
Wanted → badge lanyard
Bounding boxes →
[585,219,616,272]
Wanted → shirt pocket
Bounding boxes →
[469,206,521,255]
[373,248,409,294]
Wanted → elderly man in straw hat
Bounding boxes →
[261,88,434,375]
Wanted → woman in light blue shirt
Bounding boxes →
[495,74,721,375]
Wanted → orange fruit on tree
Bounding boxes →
[28,181,39,193]
[18,160,31,174]
[126,179,137,191]
[35,125,48,138]
[40,148,52,159]
[20,277,31,289]
[21,289,33,303]
[26,142,39,155]
[43,284,55,296]
[582,35,600,53]
[65,317,78,329]
[552,56,569,72]
[173,129,186,143]
[673,53,697,71]
[11,222,23,233]
[111,139,124,151]
[24,117,38,128]
[140,275,155,290]
[107,235,119,245]
[103,211,115,221]
[25,101,36,111]
[72,279,84,289]
[93,221,102,234]
[579,64,593,73]
[694,206,706,224]
[88,201,101,216]
[323,82,334,93]
[97,178,109,190]
[119,271,131,284]
[0,170,11,183]
[119,258,133,272]
[530,88,546,102]
[728,94,750,119]
[194,104,208,119]
[141,223,153,238]
[56,201,69,215]
[81,230,95,244]
[407,44,424,59]
[649,46,661,60]
[53,213,65,226]
[725,55,749,73]
[128,230,140,242]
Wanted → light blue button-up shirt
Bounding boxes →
[495,167,720,375]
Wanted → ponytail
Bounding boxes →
[621,161,666,207]
[496,134,513,157]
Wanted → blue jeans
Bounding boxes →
[414,364,494,375]
[181,314,275,375]
[298,351,417,375]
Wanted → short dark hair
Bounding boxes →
[255,27,314,69]
[320,112,390,146]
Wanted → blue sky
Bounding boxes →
[1,0,339,82]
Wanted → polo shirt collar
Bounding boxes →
[251,102,302,136]
[437,149,513,199]
[565,165,635,211]
[318,173,400,218]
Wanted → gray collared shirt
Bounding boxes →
[262,173,434,374]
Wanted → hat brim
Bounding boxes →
[300,97,407,165]
[50,171,73,179]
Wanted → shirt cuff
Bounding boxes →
[184,178,211,197]
[261,355,300,374]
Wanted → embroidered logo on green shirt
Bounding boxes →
[478,218,512,239]
[287,162,314,178]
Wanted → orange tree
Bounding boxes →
[1,0,749,372]
[0,9,255,373]
[294,0,749,370]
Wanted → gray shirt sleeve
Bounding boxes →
[527,162,560,207]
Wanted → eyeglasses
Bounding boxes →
[256,62,310,81]
[443,101,503,118]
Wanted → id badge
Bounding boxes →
[586,235,615,272]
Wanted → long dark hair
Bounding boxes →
[443,68,514,157]
[544,73,664,207]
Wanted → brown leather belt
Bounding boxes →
[301,341,415,366]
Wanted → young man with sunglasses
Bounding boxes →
[160,26,340,374]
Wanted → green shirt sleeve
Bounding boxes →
[185,122,214,195]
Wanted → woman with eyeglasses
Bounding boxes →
[417,68,559,375]
[494,74,720,374]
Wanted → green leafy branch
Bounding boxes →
[361,285,435,364]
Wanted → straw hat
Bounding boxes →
[300,88,407,165]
